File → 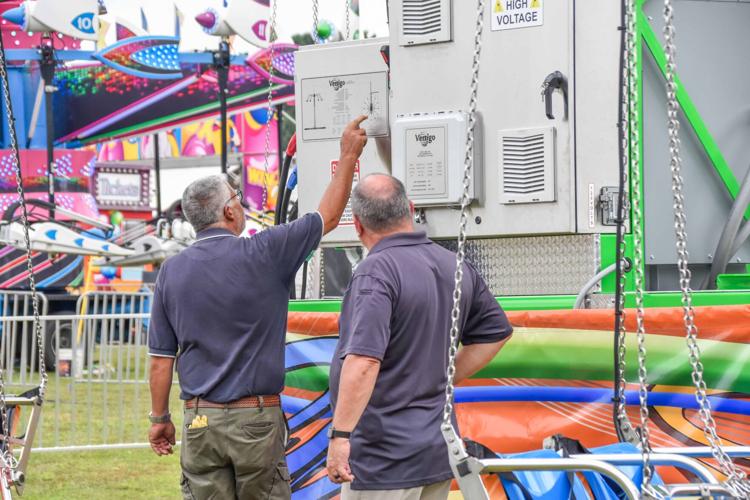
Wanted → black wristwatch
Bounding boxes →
[327,427,352,440]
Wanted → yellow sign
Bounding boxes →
[494,0,503,12]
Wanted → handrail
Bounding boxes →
[653,446,750,458]
[479,458,639,499]
[571,453,717,484]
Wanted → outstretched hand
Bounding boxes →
[149,422,176,456]
[339,115,368,162]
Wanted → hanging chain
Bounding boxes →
[0,20,47,471]
[345,0,351,40]
[624,1,661,497]
[442,0,485,428]
[662,0,750,496]
[261,0,279,227]
[312,0,321,44]
[614,0,631,437]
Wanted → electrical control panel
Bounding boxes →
[294,39,391,246]
[392,112,481,207]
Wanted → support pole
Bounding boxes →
[153,133,162,215]
[214,39,231,174]
[276,103,284,177]
[39,42,56,217]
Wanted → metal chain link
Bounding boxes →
[0,23,47,472]
[442,0,485,427]
[261,0,279,228]
[662,0,750,495]
[624,2,661,497]
[614,0,632,436]
[312,0,321,44]
[345,0,351,40]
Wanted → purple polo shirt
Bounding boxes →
[148,213,323,402]
[329,231,512,490]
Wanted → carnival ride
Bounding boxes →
[0,0,747,499]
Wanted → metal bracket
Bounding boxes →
[441,423,489,499]
[599,186,628,227]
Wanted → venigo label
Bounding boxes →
[491,0,544,31]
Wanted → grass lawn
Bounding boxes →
[23,448,182,499]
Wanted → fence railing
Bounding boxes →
[0,291,181,452]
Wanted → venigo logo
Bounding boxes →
[71,12,96,34]
[415,132,436,147]
[329,78,346,91]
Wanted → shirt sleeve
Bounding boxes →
[257,212,324,284]
[148,271,179,358]
[337,274,393,361]
[461,266,513,346]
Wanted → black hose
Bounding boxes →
[612,0,629,444]
[274,152,294,226]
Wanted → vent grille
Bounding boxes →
[398,0,452,46]
[499,128,556,204]
[402,0,443,35]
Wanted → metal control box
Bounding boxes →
[295,39,392,245]
[392,112,481,206]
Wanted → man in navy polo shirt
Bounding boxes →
[326,174,513,500]
[147,116,368,500]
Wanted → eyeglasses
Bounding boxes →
[225,188,250,210]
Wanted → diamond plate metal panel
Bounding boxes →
[437,235,601,296]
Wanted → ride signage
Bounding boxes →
[491,0,544,31]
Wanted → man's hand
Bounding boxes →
[326,437,355,484]
[149,421,176,456]
[339,115,368,162]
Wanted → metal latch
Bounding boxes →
[541,71,568,120]
[598,187,628,226]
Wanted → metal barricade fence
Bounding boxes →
[0,291,177,452]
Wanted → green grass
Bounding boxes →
[22,448,182,499]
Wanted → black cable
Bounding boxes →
[274,152,293,225]
[612,0,629,444]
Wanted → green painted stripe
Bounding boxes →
[69,270,84,288]
[474,327,750,393]
[639,17,749,219]
[285,365,329,392]
[84,85,287,143]
[288,289,750,313]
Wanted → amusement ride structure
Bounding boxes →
[0,0,747,499]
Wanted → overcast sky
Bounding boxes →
[99,0,390,52]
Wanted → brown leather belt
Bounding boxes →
[184,394,281,409]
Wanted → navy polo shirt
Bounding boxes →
[148,212,323,402]
[329,231,512,490]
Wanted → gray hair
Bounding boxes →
[181,175,231,232]
[351,174,410,232]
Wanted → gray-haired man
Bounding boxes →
[148,116,368,499]
[326,174,512,500]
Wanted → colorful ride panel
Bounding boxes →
[281,306,750,498]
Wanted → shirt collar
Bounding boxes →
[369,231,431,254]
[195,227,236,240]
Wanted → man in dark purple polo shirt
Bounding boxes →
[326,174,513,500]
[147,116,368,500]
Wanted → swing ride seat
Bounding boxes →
[0,388,43,495]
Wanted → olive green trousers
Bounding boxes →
[179,405,291,500]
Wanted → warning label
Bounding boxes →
[331,159,360,226]
[491,0,544,31]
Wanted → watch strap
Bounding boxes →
[327,427,352,439]
[149,411,171,424]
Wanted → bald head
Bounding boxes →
[351,174,411,233]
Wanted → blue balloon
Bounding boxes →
[101,266,117,280]
[251,108,273,125]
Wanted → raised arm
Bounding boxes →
[318,115,368,234]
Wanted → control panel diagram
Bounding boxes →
[300,71,389,141]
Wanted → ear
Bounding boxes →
[223,204,235,222]
[353,216,364,237]
[409,201,415,216]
